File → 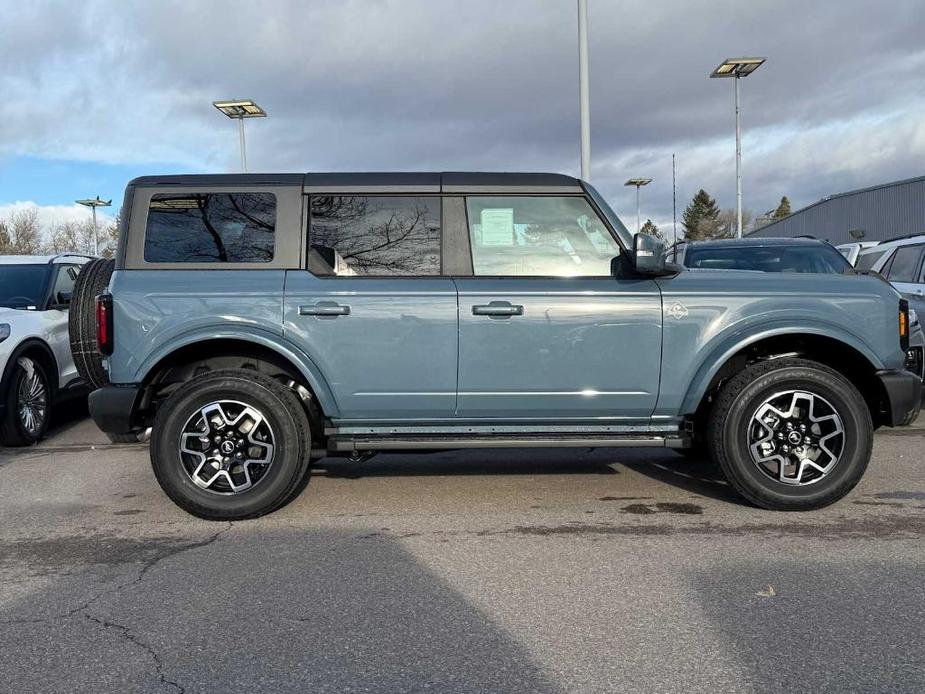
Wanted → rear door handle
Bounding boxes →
[472,301,524,317]
[299,302,350,317]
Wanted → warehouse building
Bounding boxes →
[748,174,925,244]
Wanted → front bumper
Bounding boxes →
[877,369,922,427]
[89,386,140,434]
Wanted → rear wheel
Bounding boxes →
[708,358,872,510]
[150,369,312,520]
[1,357,51,447]
[69,257,114,389]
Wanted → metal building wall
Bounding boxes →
[748,175,925,244]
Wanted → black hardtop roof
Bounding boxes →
[127,171,584,193]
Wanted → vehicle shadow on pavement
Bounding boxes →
[0,527,564,694]
[614,452,749,506]
[317,448,621,478]
[692,560,925,692]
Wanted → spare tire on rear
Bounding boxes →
[69,257,114,390]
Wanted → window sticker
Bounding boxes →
[479,208,515,247]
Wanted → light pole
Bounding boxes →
[577,0,590,180]
[710,57,765,238]
[624,178,652,233]
[75,196,112,255]
[212,99,267,172]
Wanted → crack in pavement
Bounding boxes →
[0,522,233,691]
[83,613,186,694]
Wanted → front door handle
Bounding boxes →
[299,302,351,317]
[472,301,524,317]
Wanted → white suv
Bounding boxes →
[0,254,93,445]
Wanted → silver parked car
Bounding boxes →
[855,235,925,380]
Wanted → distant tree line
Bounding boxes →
[679,191,791,241]
[0,208,120,258]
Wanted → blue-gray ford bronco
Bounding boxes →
[87,172,921,519]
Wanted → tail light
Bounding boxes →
[899,299,910,352]
[97,294,114,356]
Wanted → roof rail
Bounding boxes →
[876,232,925,245]
[46,252,96,264]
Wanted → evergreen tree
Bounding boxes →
[771,196,791,219]
[682,189,721,240]
[640,219,662,239]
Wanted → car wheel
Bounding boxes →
[69,257,114,390]
[707,357,872,511]
[1,357,51,447]
[149,369,312,520]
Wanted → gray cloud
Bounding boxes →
[2,0,923,226]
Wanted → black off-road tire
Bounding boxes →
[69,257,114,390]
[0,358,51,447]
[707,358,872,511]
[150,369,312,520]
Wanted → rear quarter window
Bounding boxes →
[143,192,276,263]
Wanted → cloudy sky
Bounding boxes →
[2,0,923,238]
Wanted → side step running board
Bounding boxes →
[328,434,688,452]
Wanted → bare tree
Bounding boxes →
[717,208,753,238]
[0,220,11,254]
[6,208,42,254]
[45,219,95,254]
[98,210,121,258]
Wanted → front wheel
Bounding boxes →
[707,358,872,511]
[150,369,312,520]
[1,357,51,447]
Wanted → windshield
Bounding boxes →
[684,244,852,274]
[0,264,48,309]
[583,182,634,249]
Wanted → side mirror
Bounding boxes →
[632,233,667,275]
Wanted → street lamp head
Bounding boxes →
[75,197,112,208]
[710,57,766,78]
[625,178,653,187]
[212,99,267,118]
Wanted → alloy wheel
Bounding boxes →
[178,400,275,494]
[747,389,845,486]
[17,359,47,436]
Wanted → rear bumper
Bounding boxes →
[877,369,922,427]
[89,386,140,434]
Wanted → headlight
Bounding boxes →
[0,323,10,343]
[910,307,919,327]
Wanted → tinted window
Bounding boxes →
[0,265,47,309]
[856,250,886,272]
[886,245,924,282]
[144,193,276,263]
[309,196,440,276]
[683,244,850,273]
[465,196,620,277]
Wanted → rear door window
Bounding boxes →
[308,196,441,276]
[144,192,276,263]
[886,245,924,282]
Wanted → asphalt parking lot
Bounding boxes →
[1,409,924,694]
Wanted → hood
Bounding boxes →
[0,306,35,323]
